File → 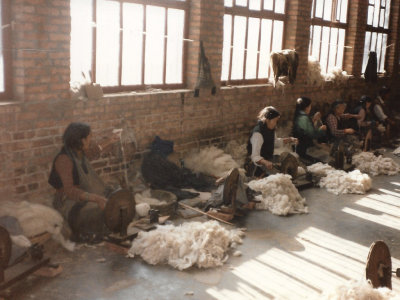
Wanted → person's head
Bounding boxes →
[258,106,281,129]
[62,122,92,152]
[359,95,373,110]
[378,86,391,100]
[331,100,346,116]
[296,97,312,114]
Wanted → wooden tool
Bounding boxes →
[178,202,234,226]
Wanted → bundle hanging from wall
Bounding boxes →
[194,41,216,97]
[270,49,299,87]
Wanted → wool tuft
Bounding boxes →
[317,280,398,300]
[128,220,244,270]
[393,146,400,156]
[224,140,247,167]
[353,152,400,176]
[135,190,167,206]
[247,174,308,215]
[135,203,151,217]
[325,67,349,83]
[0,201,75,251]
[184,146,244,178]
[307,56,325,86]
[308,163,371,195]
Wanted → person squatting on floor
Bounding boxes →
[48,122,120,243]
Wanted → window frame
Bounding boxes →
[222,1,287,86]
[363,0,391,74]
[89,0,189,93]
[309,0,349,74]
[0,0,12,100]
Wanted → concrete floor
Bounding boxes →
[8,155,400,299]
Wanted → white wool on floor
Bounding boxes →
[0,201,75,251]
[224,140,247,167]
[247,174,308,215]
[184,146,243,178]
[319,169,372,195]
[317,280,398,300]
[307,162,335,177]
[128,220,245,270]
[353,152,400,176]
[307,163,371,195]
[393,146,400,156]
[135,190,167,206]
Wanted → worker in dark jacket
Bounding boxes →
[246,106,297,177]
[292,97,327,163]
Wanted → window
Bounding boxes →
[71,0,188,92]
[0,0,11,100]
[221,0,285,84]
[362,0,391,73]
[309,0,348,74]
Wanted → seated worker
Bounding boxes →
[374,86,396,141]
[48,122,120,243]
[246,106,297,177]
[292,97,327,164]
[353,96,374,151]
[325,100,358,158]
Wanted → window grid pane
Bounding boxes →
[223,2,285,82]
[71,0,187,91]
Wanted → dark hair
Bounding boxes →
[359,95,373,109]
[293,97,312,123]
[379,86,391,96]
[62,122,91,151]
[258,106,281,122]
[330,99,346,113]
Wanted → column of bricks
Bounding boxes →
[385,0,400,77]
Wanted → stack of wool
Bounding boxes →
[224,140,247,167]
[247,174,308,215]
[317,280,398,300]
[307,163,371,195]
[184,146,244,178]
[307,56,325,87]
[0,201,75,251]
[325,67,349,83]
[353,152,400,176]
[128,221,244,270]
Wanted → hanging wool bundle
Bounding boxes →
[247,174,308,215]
[307,162,335,177]
[0,201,75,251]
[128,221,245,270]
[184,146,244,178]
[224,140,247,167]
[318,280,398,300]
[353,152,400,176]
[307,56,325,87]
[319,169,372,195]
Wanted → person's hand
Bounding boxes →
[290,137,298,145]
[91,194,107,210]
[110,129,122,143]
[344,128,355,134]
[262,159,273,170]
[312,112,321,122]
[319,125,327,131]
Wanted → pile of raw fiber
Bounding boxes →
[224,140,247,167]
[393,146,400,156]
[307,163,371,195]
[307,162,335,177]
[247,174,308,215]
[317,280,398,300]
[353,152,400,176]
[184,146,244,178]
[0,201,75,251]
[319,169,371,195]
[307,56,325,87]
[128,221,245,270]
[325,67,349,84]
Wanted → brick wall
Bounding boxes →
[0,0,398,203]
